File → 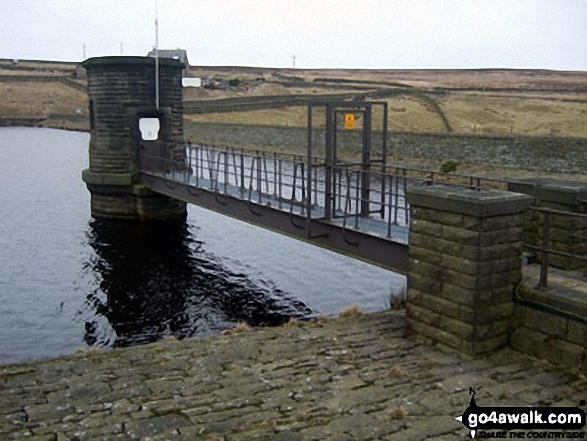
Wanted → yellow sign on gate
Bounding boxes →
[344,113,355,130]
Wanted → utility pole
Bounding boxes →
[83,43,86,60]
[292,55,296,68]
[155,0,160,109]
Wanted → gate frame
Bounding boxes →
[306,101,389,229]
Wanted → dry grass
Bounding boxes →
[387,404,408,420]
[389,284,407,311]
[233,321,253,333]
[383,365,410,378]
[339,304,365,319]
[185,106,311,127]
[282,317,303,327]
[183,67,587,137]
[2,61,586,138]
[0,82,87,119]
[315,313,330,323]
[441,93,587,136]
[186,91,587,137]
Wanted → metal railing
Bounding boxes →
[139,143,420,240]
[524,206,587,289]
[143,142,587,254]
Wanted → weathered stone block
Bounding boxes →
[440,268,478,290]
[407,288,425,306]
[408,245,442,266]
[475,319,510,340]
[439,283,476,307]
[477,270,521,291]
[567,320,587,347]
[410,233,463,257]
[517,307,568,337]
[470,242,522,262]
[477,287,515,305]
[407,304,442,328]
[441,225,479,245]
[409,259,442,279]
[479,213,526,232]
[411,207,464,227]
[410,218,443,237]
[440,316,474,340]
[420,293,461,320]
[479,227,526,247]
[439,254,479,276]
[511,326,586,368]
[475,302,515,324]
[460,333,509,355]
[408,272,443,295]
[407,319,462,349]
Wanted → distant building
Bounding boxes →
[147,48,190,74]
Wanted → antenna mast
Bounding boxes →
[155,0,160,109]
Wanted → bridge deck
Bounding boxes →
[159,170,409,243]
[138,144,412,272]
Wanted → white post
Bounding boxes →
[155,0,160,110]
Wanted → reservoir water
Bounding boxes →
[0,127,405,365]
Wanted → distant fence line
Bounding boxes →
[0,75,87,92]
[183,89,452,132]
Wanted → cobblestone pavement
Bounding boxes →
[1,312,586,440]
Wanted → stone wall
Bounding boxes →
[185,122,587,173]
[508,179,587,270]
[389,131,587,174]
[511,293,587,369]
[405,183,586,368]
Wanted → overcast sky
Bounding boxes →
[1,0,586,70]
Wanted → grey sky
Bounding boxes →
[1,0,586,70]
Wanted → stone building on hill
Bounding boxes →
[147,48,190,74]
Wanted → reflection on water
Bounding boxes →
[84,218,313,348]
[0,128,403,364]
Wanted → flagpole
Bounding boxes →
[155,0,160,110]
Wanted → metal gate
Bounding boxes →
[307,101,388,227]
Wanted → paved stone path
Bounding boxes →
[1,312,585,440]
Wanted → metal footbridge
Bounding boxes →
[140,102,412,273]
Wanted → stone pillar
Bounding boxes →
[406,186,531,355]
[508,179,587,270]
[81,56,186,220]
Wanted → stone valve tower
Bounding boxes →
[81,56,187,220]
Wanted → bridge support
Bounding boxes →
[406,187,531,355]
[81,56,186,220]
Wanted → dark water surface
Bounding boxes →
[0,128,405,364]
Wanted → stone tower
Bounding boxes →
[81,56,186,219]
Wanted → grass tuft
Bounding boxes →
[383,365,409,378]
[234,321,253,333]
[339,304,365,319]
[388,404,408,420]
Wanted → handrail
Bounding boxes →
[525,206,587,290]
